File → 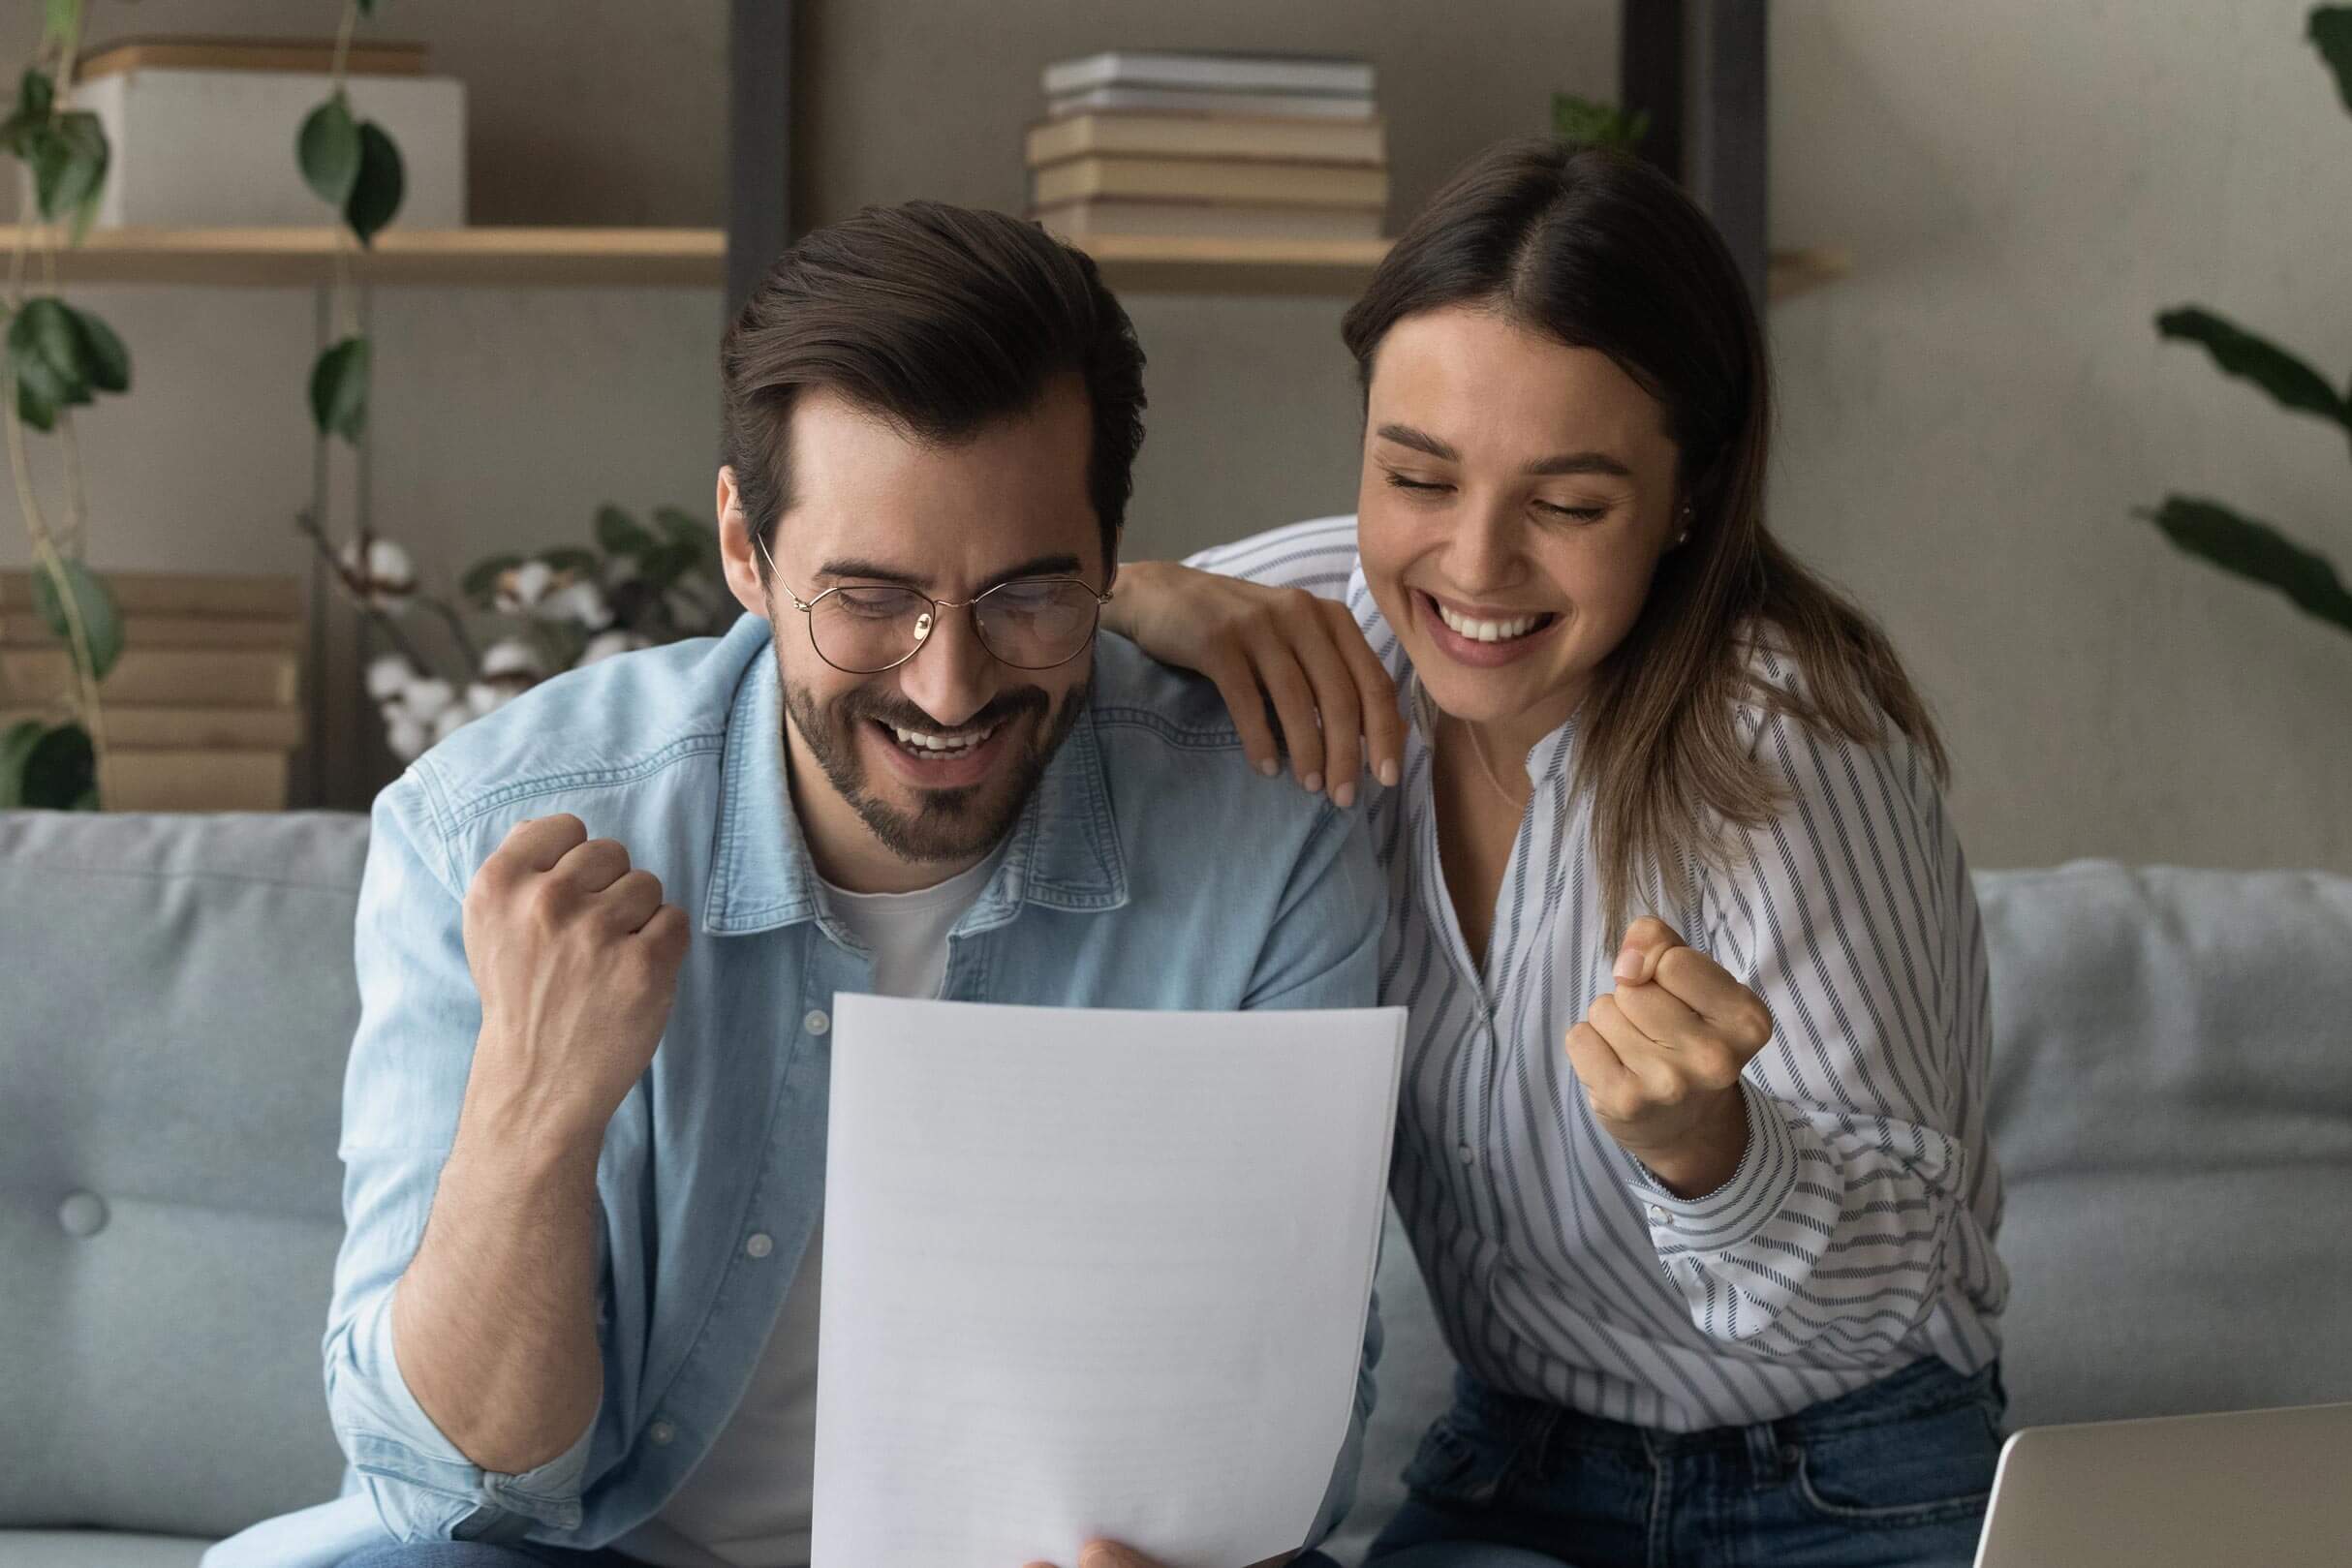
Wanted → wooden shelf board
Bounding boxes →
[31,224,1850,300]
[1768,244,1852,302]
[40,226,727,287]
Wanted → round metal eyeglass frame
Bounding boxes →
[754,530,1113,675]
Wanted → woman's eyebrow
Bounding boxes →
[1375,422,1458,461]
[1377,422,1632,478]
[1524,450,1633,477]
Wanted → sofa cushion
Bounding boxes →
[1976,862,2352,1426]
[0,811,367,1538]
[0,1531,210,1568]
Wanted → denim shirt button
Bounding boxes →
[803,1009,831,1036]
[648,1420,677,1446]
[745,1232,774,1259]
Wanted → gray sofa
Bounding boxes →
[5,808,2350,1567]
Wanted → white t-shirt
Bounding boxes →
[616,849,1001,1568]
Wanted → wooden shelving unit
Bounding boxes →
[37,225,1848,300]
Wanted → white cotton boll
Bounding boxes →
[480,638,546,681]
[366,538,415,584]
[431,702,471,744]
[540,579,612,630]
[578,630,651,664]
[365,653,416,701]
[495,560,556,614]
[385,712,428,761]
[399,677,457,723]
[340,536,419,613]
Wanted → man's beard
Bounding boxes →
[783,670,1089,866]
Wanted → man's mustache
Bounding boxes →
[833,686,1052,734]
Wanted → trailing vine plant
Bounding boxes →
[1,0,128,809]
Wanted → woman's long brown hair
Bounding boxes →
[1343,138,1949,946]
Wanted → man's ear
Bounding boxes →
[716,465,770,621]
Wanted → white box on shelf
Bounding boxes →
[76,68,466,229]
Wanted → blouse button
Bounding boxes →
[803,1009,830,1036]
[648,1420,677,1446]
[745,1232,774,1259]
[1455,1144,1475,1166]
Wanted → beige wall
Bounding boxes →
[1770,0,2352,873]
[4,1,2346,872]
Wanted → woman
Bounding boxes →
[1108,138,2008,1568]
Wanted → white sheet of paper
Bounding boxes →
[812,995,1407,1568]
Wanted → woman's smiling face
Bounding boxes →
[1355,303,1686,743]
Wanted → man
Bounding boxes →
[201,201,1382,1568]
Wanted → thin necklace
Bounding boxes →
[1450,714,1529,812]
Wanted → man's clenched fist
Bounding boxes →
[459,813,691,1143]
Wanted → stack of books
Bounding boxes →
[1027,50,1387,244]
[1,570,306,811]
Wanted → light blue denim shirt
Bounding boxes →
[204,611,1384,1568]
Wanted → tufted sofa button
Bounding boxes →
[58,1190,108,1238]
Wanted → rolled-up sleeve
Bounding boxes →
[1636,689,1992,1367]
[324,768,597,1542]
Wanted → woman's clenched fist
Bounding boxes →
[1564,916,1776,1197]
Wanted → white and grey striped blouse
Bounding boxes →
[1188,517,2008,1431]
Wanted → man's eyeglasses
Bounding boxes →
[754,531,1112,675]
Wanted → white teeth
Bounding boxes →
[889,722,996,755]
[1435,602,1544,643]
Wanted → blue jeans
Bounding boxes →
[1366,1357,2005,1568]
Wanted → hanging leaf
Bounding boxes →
[1,719,44,807]
[2313,7,2352,115]
[654,506,711,556]
[8,68,53,133]
[2156,306,2350,428]
[640,539,700,592]
[9,296,93,412]
[55,113,106,221]
[32,555,125,679]
[461,552,524,605]
[345,121,405,245]
[22,111,108,231]
[596,505,653,556]
[297,93,362,209]
[15,382,58,432]
[540,546,603,581]
[2140,496,2352,635]
[69,306,128,394]
[308,336,370,443]
[18,722,96,810]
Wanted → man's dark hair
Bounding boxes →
[721,200,1147,573]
